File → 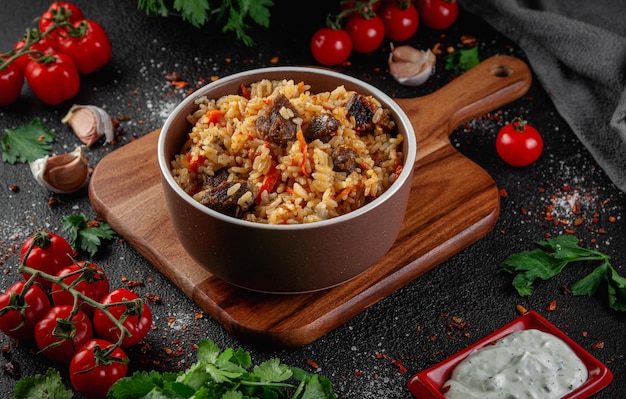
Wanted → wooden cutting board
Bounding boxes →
[89,56,531,347]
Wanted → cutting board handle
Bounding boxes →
[395,55,532,159]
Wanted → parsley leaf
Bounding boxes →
[107,339,338,398]
[500,235,626,311]
[137,0,274,46]
[61,214,116,257]
[1,118,55,164]
[445,46,480,74]
[13,368,72,399]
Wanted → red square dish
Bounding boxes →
[408,311,613,399]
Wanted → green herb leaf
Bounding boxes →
[607,267,626,311]
[13,368,73,399]
[173,0,212,27]
[500,235,626,311]
[445,46,480,74]
[570,263,608,297]
[500,248,568,296]
[107,339,338,398]
[137,0,274,46]
[61,214,115,256]
[1,118,55,164]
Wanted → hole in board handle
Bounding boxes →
[491,65,512,77]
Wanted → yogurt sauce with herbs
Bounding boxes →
[442,329,588,399]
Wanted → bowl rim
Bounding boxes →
[157,66,417,230]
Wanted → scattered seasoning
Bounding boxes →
[8,184,19,193]
[305,358,319,370]
[546,300,557,311]
[592,341,605,350]
[390,358,407,374]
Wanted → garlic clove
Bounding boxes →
[30,146,90,194]
[61,104,114,146]
[388,45,436,86]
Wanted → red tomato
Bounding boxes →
[20,231,76,291]
[13,33,59,73]
[417,0,459,30]
[56,19,111,74]
[35,305,93,364]
[39,2,85,37]
[25,52,80,105]
[495,118,544,167]
[93,288,152,348]
[345,14,386,53]
[0,57,24,106]
[70,339,128,399]
[380,1,419,42]
[51,261,110,316]
[310,27,352,66]
[0,281,51,340]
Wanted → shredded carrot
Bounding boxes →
[239,83,251,99]
[170,80,189,88]
[204,109,223,125]
[296,130,310,177]
[339,186,354,199]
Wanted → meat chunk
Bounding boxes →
[200,169,253,218]
[332,145,361,173]
[346,93,375,132]
[255,94,300,146]
[304,113,340,143]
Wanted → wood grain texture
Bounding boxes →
[88,55,531,347]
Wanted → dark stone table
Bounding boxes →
[1,1,624,397]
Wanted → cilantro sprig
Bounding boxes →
[445,46,480,74]
[136,0,274,46]
[107,339,337,398]
[1,118,55,164]
[62,214,116,257]
[13,368,72,399]
[500,235,626,311]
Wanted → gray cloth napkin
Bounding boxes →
[458,0,626,192]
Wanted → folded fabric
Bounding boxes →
[458,0,626,192]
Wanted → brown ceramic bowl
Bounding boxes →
[158,67,417,293]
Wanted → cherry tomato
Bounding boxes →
[70,339,128,399]
[13,33,59,73]
[35,305,93,364]
[310,27,352,66]
[20,231,76,291]
[0,57,24,106]
[380,1,419,42]
[51,261,110,316]
[417,0,459,30]
[495,118,543,167]
[93,288,152,348]
[39,2,85,38]
[345,13,386,54]
[25,52,80,105]
[56,19,111,74]
[0,281,51,340]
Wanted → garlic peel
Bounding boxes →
[62,104,114,146]
[388,45,436,86]
[30,146,90,194]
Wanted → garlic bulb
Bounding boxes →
[30,146,90,194]
[61,104,114,146]
[388,45,436,86]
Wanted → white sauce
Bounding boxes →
[442,329,588,399]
